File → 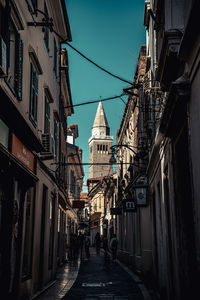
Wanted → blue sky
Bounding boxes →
[65,0,145,191]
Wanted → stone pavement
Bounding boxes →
[32,258,81,300]
[33,248,152,300]
[63,248,151,300]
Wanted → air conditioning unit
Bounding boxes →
[0,36,7,75]
[41,133,55,159]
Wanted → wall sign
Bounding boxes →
[12,134,35,173]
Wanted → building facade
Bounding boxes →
[113,46,152,276]
[0,1,81,299]
[142,0,199,299]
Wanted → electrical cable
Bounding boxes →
[120,96,127,105]
[63,41,133,85]
[64,93,126,108]
[24,2,134,86]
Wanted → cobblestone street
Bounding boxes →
[35,248,151,300]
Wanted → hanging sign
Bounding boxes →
[110,207,122,215]
[123,192,136,212]
[72,200,85,208]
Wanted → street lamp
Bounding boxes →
[109,144,138,165]
[132,176,148,206]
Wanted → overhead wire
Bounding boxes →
[25,1,133,86]
[64,93,126,108]
[63,41,133,85]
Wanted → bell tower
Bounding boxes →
[88,102,113,179]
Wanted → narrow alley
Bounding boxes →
[1,1,200,299]
[34,248,152,300]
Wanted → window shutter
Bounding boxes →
[15,35,23,100]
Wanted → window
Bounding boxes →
[53,38,57,77]
[0,119,9,149]
[103,145,105,152]
[106,127,110,135]
[90,146,92,153]
[70,170,76,195]
[7,21,23,100]
[29,64,38,125]
[44,2,49,52]
[54,118,59,159]
[106,145,108,152]
[44,96,50,133]
[97,145,99,151]
[99,195,101,208]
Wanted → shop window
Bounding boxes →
[48,194,55,269]
[0,119,9,149]
[22,188,34,279]
[29,64,38,126]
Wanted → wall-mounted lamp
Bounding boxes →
[109,144,138,165]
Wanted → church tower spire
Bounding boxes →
[88,102,113,179]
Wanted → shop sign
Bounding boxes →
[12,134,35,173]
[72,200,85,208]
[110,207,122,215]
[124,200,136,212]
[123,192,136,212]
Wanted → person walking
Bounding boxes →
[84,235,90,260]
[78,233,84,259]
[94,232,101,255]
[110,234,118,261]
[102,236,110,270]
[102,236,108,252]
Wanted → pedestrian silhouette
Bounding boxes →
[110,234,118,261]
[94,232,101,255]
[84,235,90,259]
